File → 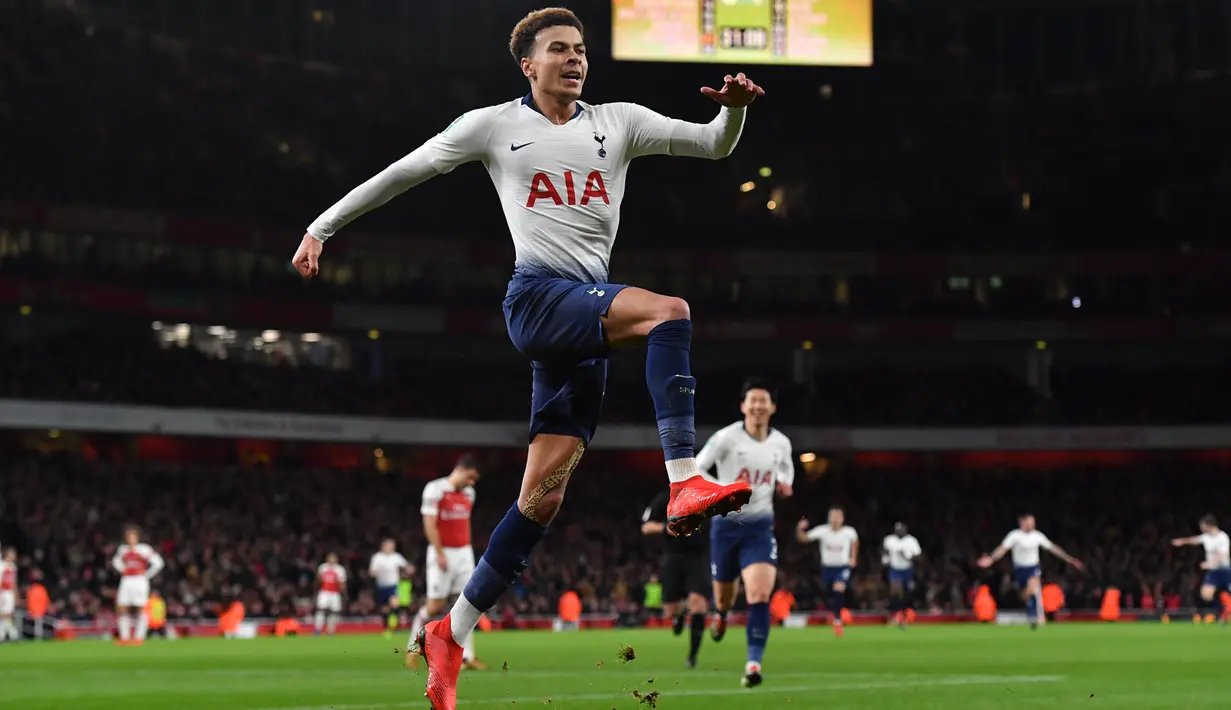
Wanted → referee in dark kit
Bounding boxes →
[642,488,712,668]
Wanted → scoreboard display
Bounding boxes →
[612,0,872,67]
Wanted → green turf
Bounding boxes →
[1,624,1227,709]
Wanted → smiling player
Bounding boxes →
[291,8,763,709]
[699,379,793,688]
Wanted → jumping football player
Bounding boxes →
[291,8,761,709]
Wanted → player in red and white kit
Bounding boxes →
[0,548,18,642]
[315,552,348,637]
[407,455,485,671]
[112,525,165,645]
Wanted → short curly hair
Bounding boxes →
[509,7,585,62]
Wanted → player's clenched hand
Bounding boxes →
[976,555,994,568]
[292,233,323,278]
[437,556,449,571]
[796,518,809,531]
[776,482,793,498]
[701,72,765,107]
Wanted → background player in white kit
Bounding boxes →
[978,514,1083,629]
[1171,514,1231,623]
[112,525,164,645]
[370,539,412,639]
[314,552,348,637]
[0,548,18,642]
[797,508,859,637]
[698,379,793,688]
[407,455,485,671]
[882,522,922,629]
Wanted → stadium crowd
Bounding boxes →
[1,0,1229,634]
[2,448,1226,624]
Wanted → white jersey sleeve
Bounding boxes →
[775,435,795,487]
[421,479,446,517]
[307,106,499,241]
[143,545,165,579]
[611,103,746,160]
[999,530,1021,552]
[696,425,734,476]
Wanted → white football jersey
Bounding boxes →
[883,534,922,570]
[806,525,859,567]
[1200,531,1231,569]
[308,97,745,283]
[368,551,410,587]
[112,543,165,578]
[1000,529,1053,567]
[697,422,793,522]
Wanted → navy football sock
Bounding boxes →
[461,503,547,611]
[746,602,770,664]
[1026,593,1039,621]
[831,590,846,620]
[645,319,696,478]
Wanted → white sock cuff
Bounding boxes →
[449,595,483,643]
[666,458,698,483]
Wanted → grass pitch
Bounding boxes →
[1,623,1226,709]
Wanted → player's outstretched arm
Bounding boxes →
[694,430,729,483]
[1171,535,1201,547]
[641,520,666,536]
[775,440,795,498]
[292,106,497,277]
[618,73,763,162]
[1048,545,1083,570]
[977,546,1007,568]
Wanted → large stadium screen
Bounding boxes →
[612,0,872,67]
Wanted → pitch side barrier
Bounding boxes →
[0,399,1227,451]
[43,609,1209,641]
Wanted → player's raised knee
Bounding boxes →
[657,296,691,324]
[519,488,566,525]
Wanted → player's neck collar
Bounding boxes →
[742,423,772,441]
[522,93,584,123]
